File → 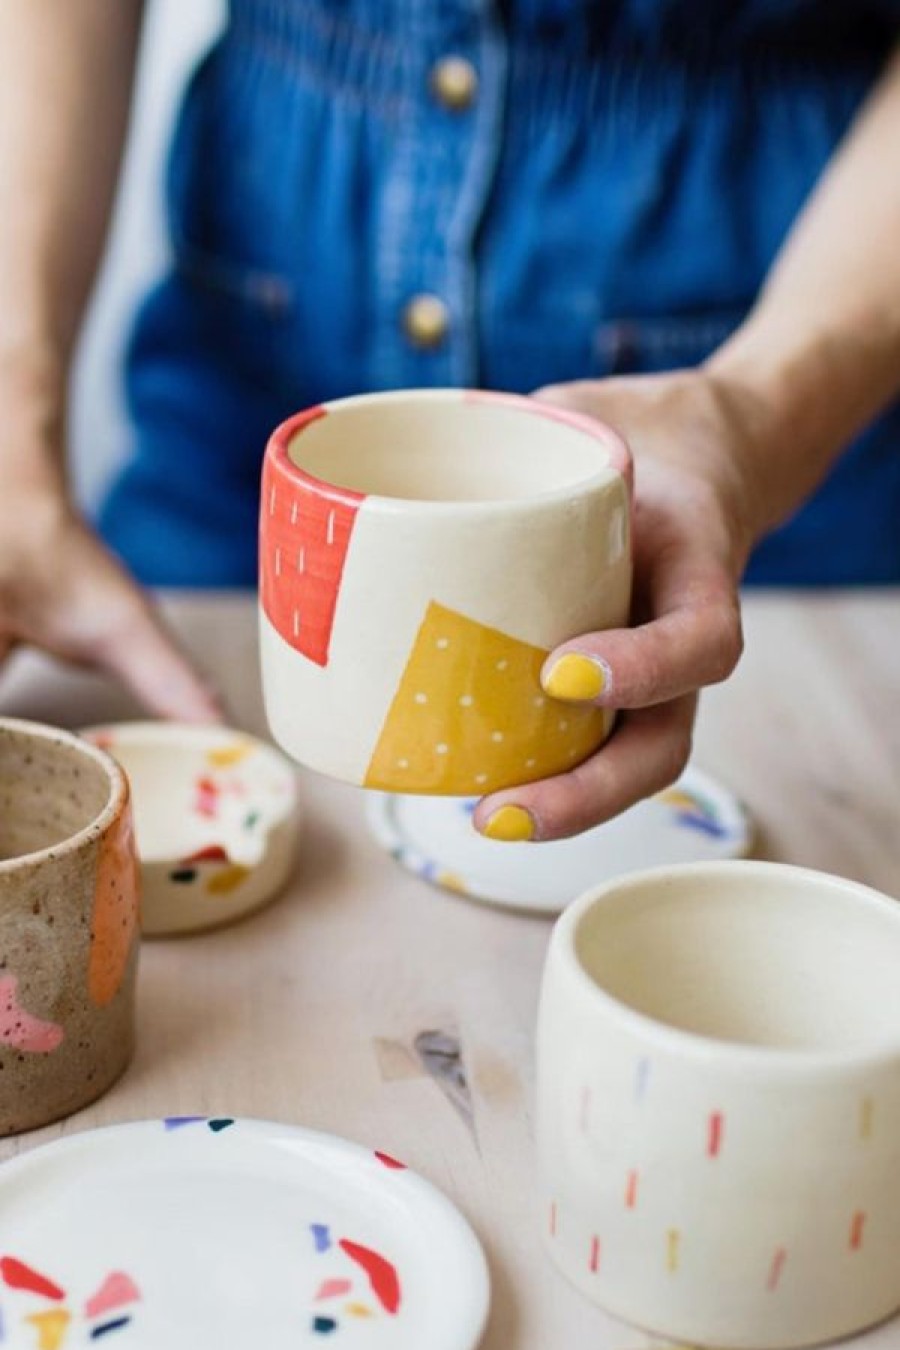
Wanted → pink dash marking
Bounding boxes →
[589,1236,601,1273]
[707,1111,724,1158]
[194,777,220,818]
[625,1170,638,1209]
[374,1150,406,1170]
[84,1272,141,1319]
[767,1247,787,1292]
[549,1202,557,1237]
[0,975,64,1054]
[338,1240,401,1316]
[315,1278,352,1302]
[0,1257,65,1300]
[850,1212,866,1251]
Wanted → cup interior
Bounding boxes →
[284,392,616,502]
[0,722,116,862]
[572,865,900,1054]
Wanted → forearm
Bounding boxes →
[705,45,900,537]
[0,0,144,481]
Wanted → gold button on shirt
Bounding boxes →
[430,55,479,111]
[402,294,451,348]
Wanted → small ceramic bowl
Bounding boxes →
[259,389,632,795]
[80,724,301,937]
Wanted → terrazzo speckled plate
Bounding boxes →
[79,724,302,937]
[367,765,752,914]
[0,1118,490,1349]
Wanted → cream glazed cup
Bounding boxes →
[259,389,632,795]
[536,861,900,1349]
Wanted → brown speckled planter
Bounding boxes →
[0,718,140,1135]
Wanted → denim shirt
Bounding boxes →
[100,0,900,585]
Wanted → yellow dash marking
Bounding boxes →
[345,1302,374,1318]
[667,1228,681,1273]
[860,1096,874,1140]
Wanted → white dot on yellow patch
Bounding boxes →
[363,601,609,793]
[436,637,450,649]
[397,758,409,769]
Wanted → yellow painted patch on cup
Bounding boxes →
[482,805,535,842]
[542,652,606,702]
[364,602,608,793]
[345,1303,374,1318]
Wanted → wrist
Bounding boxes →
[0,339,68,491]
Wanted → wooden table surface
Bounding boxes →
[1,590,898,1349]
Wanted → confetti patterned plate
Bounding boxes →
[367,765,752,914]
[80,724,302,937]
[0,1118,489,1350]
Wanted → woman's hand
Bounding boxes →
[473,368,763,842]
[0,449,221,722]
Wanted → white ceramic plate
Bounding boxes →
[0,1118,489,1349]
[367,765,752,914]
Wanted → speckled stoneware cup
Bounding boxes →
[0,718,140,1136]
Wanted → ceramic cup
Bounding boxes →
[80,722,301,938]
[536,861,900,1349]
[259,389,632,795]
[0,718,140,1136]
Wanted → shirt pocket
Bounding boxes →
[593,309,750,376]
[164,41,297,323]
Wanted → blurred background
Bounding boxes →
[70,0,223,511]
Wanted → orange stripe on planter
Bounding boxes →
[88,797,140,1008]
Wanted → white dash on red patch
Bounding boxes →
[269,484,276,515]
[293,609,301,639]
[290,501,298,526]
[297,547,306,574]
[275,547,282,577]
[327,509,335,545]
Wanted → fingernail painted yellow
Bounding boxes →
[543,653,606,702]
[482,805,535,842]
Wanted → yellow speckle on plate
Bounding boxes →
[345,1302,374,1318]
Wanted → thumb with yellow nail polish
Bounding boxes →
[542,651,610,703]
[481,804,536,843]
